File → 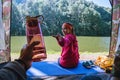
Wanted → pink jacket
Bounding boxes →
[57,34,79,68]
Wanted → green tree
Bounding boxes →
[11,3,25,36]
[11,0,111,36]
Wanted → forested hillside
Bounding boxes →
[11,0,111,36]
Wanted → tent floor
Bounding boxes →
[27,73,111,80]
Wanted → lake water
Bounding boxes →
[11,36,111,53]
[77,36,110,52]
[44,36,111,52]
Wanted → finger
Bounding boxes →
[33,50,45,55]
[52,35,57,38]
[52,35,55,37]
[33,47,45,50]
[29,41,40,49]
[32,54,46,61]
[20,44,27,57]
[33,47,46,53]
[32,58,42,62]
[21,44,27,51]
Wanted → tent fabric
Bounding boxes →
[27,61,104,77]
[0,0,11,62]
[0,0,6,50]
[115,27,120,51]
[110,0,120,56]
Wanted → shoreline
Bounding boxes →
[11,52,108,61]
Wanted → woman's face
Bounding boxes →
[62,25,71,35]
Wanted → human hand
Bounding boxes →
[52,33,62,41]
[19,41,44,70]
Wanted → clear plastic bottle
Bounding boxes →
[26,15,47,61]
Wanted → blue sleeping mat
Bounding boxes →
[27,61,104,77]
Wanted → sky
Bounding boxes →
[86,0,112,8]
[16,0,112,8]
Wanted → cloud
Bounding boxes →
[86,0,111,8]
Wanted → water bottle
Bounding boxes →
[26,15,47,61]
